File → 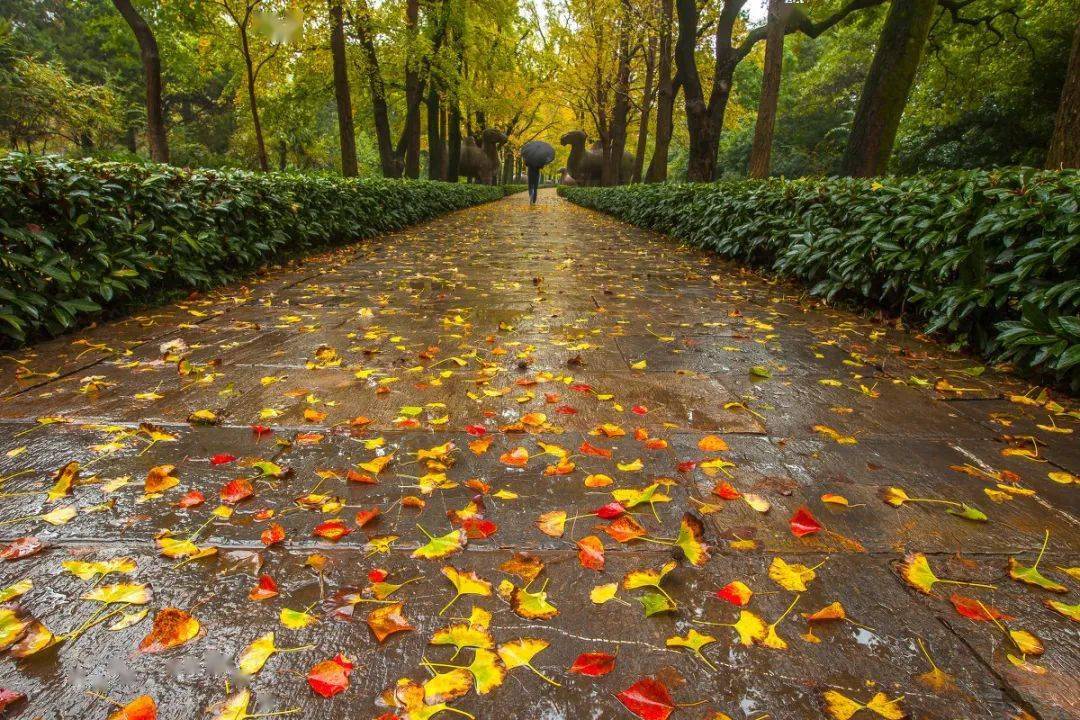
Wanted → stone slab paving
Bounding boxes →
[0,189,1076,720]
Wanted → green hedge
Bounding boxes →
[559,169,1080,388]
[0,154,509,345]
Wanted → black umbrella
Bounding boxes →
[520,140,555,169]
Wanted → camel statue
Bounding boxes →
[480,128,507,185]
[561,131,629,185]
[459,129,508,184]
[559,130,634,186]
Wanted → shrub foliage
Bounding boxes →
[0,154,509,345]
[560,170,1079,387]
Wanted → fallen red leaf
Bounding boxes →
[716,581,752,606]
[0,689,26,713]
[789,506,822,537]
[464,424,487,436]
[260,523,285,546]
[712,481,741,500]
[462,517,498,539]
[210,454,236,466]
[249,574,278,601]
[950,593,1014,622]
[307,654,353,698]
[569,652,616,676]
[616,677,676,720]
[176,490,205,509]
[594,502,626,519]
[579,441,612,458]
[0,537,44,561]
[220,478,254,504]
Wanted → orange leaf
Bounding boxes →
[577,535,605,571]
[138,608,200,653]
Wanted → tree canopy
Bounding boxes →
[0,0,1075,178]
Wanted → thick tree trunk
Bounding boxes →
[675,0,733,181]
[645,0,674,183]
[427,87,444,179]
[447,100,462,181]
[841,0,935,177]
[1047,20,1080,169]
[747,0,787,179]
[632,32,658,183]
[329,0,358,177]
[352,1,399,177]
[112,0,168,163]
[402,0,421,178]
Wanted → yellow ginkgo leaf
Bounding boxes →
[769,557,820,592]
[440,566,492,615]
[82,583,151,605]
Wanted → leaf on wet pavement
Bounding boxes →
[138,608,200,653]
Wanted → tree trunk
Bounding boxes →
[352,1,399,177]
[841,0,935,177]
[604,9,633,185]
[675,0,733,181]
[112,0,168,163]
[448,100,462,181]
[1047,20,1080,169]
[632,31,658,183]
[402,0,421,178]
[427,87,444,179]
[645,0,674,183]
[439,106,449,179]
[502,145,513,184]
[329,0,358,177]
[747,0,787,179]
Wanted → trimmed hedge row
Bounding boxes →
[559,169,1080,388]
[0,154,510,345]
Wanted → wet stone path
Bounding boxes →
[0,189,1077,720]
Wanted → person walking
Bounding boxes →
[520,140,556,205]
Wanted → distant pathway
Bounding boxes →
[0,189,1076,719]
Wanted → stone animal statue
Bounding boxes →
[559,130,635,185]
[458,129,508,184]
[558,167,577,186]
[479,128,507,185]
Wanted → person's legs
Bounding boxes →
[527,166,539,204]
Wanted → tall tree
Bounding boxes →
[328,0,357,177]
[428,87,444,180]
[1047,19,1080,169]
[603,2,635,185]
[111,0,168,162]
[644,0,674,183]
[349,0,399,177]
[841,0,936,176]
[632,29,657,183]
[401,0,422,178]
[216,0,282,171]
[675,0,891,181]
[747,0,788,179]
